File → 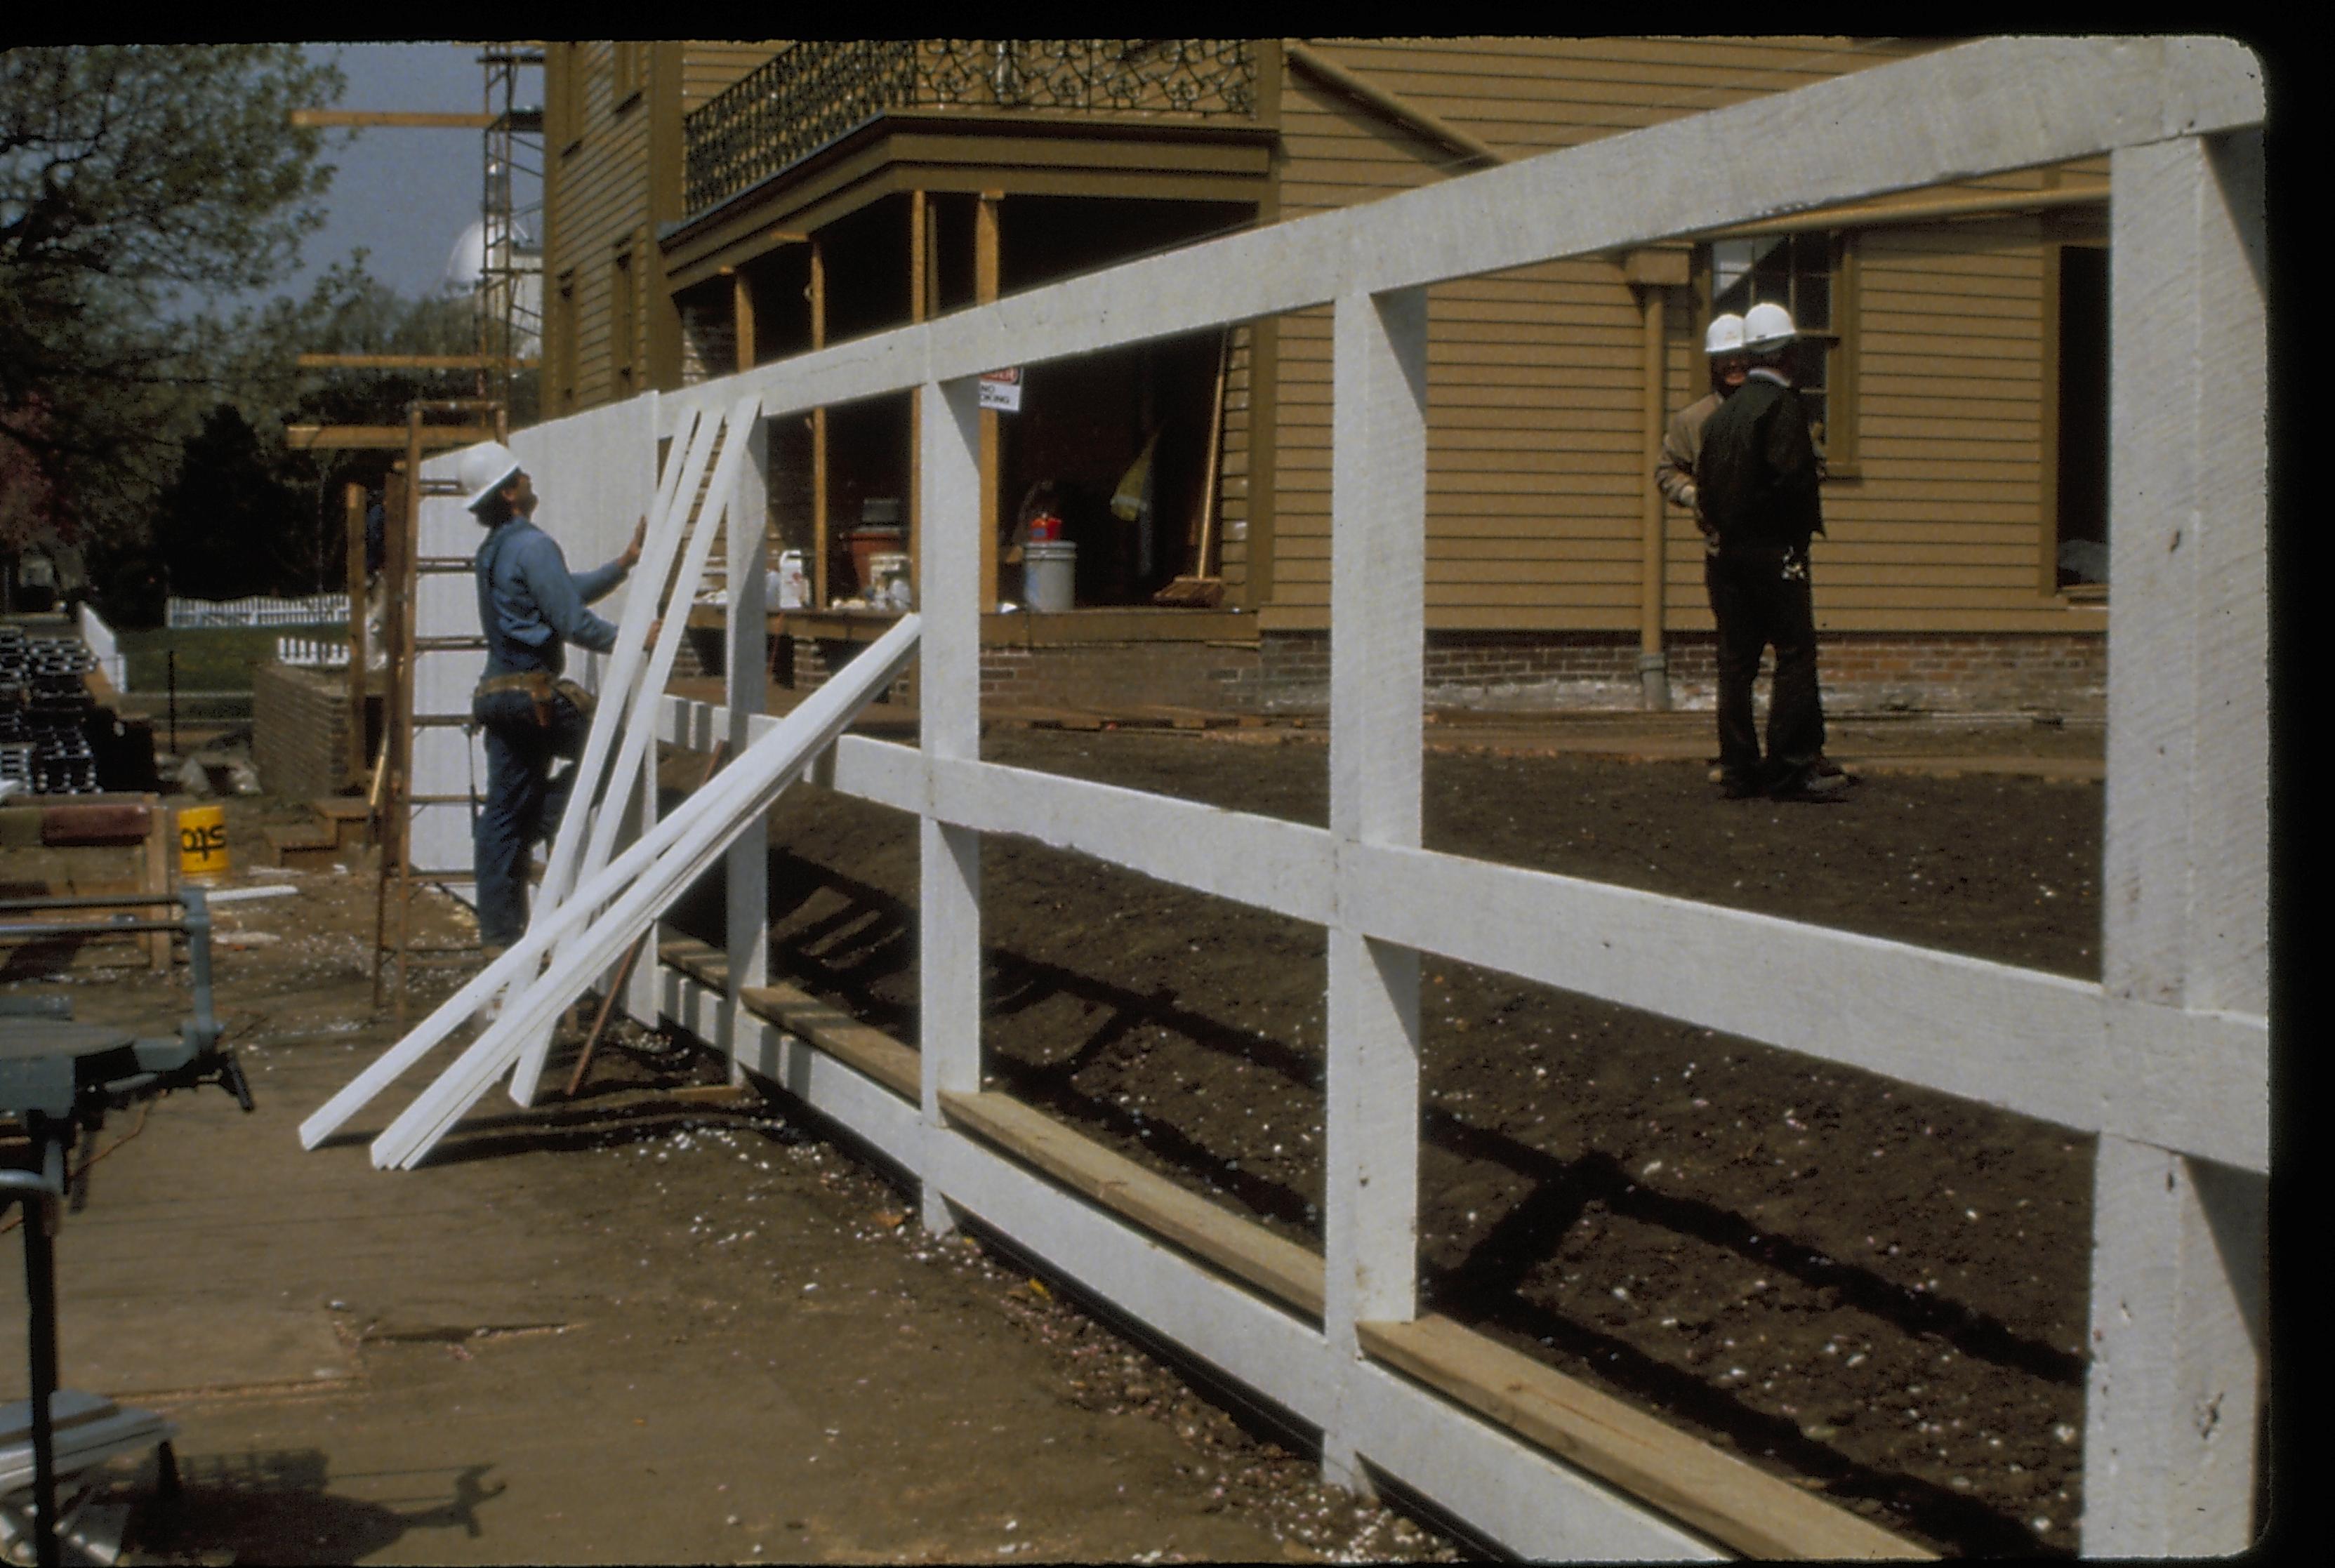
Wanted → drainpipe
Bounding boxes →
[1624,248,1690,710]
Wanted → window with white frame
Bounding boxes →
[1707,231,1855,466]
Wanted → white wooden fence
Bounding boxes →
[166,592,348,628]
[272,636,350,670]
[399,38,2267,1558]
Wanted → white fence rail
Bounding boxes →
[398,37,2268,1559]
[167,593,348,629]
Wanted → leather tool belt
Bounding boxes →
[475,671,594,728]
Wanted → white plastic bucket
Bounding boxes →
[1023,541,1076,613]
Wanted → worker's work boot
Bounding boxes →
[1769,769,1853,803]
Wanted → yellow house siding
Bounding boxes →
[1269,38,2084,634]
[1818,218,2054,620]
[683,44,782,110]
[544,43,656,413]
[1268,38,1935,625]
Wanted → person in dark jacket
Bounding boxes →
[1695,303,1849,803]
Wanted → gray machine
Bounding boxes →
[0,890,251,1567]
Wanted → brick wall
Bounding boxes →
[770,627,2104,719]
[253,663,353,801]
[1238,630,2103,718]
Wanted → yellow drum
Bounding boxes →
[177,802,231,882]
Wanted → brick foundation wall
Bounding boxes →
[770,627,2105,719]
[253,663,353,800]
[1243,630,2104,718]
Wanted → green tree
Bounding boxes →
[1,45,344,565]
[152,403,309,600]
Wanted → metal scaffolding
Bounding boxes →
[476,44,545,416]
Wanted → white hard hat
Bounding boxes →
[458,441,524,512]
[1703,313,1746,357]
[1742,302,1797,352]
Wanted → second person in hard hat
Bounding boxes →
[1655,312,1749,543]
[1695,302,1851,803]
[462,440,647,963]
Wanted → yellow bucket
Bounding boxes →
[178,802,231,882]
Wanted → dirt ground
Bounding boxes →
[2,844,1459,1565]
[4,712,2108,1561]
[657,717,2108,1560]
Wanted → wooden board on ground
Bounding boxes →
[939,1088,1328,1317]
[1357,1315,1931,1562]
[661,941,922,1101]
[993,705,1110,731]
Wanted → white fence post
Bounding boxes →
[77,602,126,691]
[725,414,773,1083]
[2084,126,2269,1555]
[1322,284,1431,1492]
[918,373,986,1236]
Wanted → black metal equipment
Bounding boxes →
[0,890,252,1568]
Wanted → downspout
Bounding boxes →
[1639,281,1671,710]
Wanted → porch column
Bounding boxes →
[977,190,1002,611]
[809,237,829,610]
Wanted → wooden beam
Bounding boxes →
[286,425,498,451]
[291,109,496,129]
[1358,1317,1931,1560]
[343,483,369,789]
[908,190,927,589]
[975,192,1001,612]
[297,353,538,371]
[736,977,920,1100]
[1636,279,1669,707]
[1284,41,1503,169]
[1696,182,2109,242]
[941,1089,1326,1315]
[730,266,756,374]
[809,238,829,610]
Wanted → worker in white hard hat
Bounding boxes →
[1655,312,1749,545]
[1694,300,1850,802]
[463,441,647,957]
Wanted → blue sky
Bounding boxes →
[290,42,539,303]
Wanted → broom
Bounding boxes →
[1154,329,1230,608]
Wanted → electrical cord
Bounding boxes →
[0,1104,152,1235]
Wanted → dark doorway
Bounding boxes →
[2055,245,2109,590]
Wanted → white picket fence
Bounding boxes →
[167,593,349,629]
[385,39,2267,1560]
[274,636,350,670]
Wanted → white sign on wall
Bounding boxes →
[977,368,1023,412]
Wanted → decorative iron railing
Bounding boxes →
[684,39,1260,216]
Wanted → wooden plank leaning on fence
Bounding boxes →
[467,401,719,1054]
[296,613,921,1168]
[507,394,765,1105]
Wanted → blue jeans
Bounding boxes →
[472,686,590,950]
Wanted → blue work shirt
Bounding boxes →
[474,517,630,678]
